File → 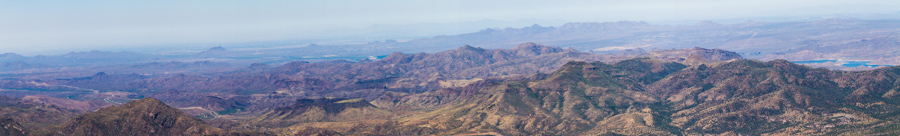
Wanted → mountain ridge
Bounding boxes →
[7,44,854,135]
[55,97,268,136]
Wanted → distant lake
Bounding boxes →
[792,60,893,67]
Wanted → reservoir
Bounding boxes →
[792,60,892,67]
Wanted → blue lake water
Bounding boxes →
[792,60,893,67]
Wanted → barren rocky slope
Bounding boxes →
[55,97,268,136]
[253,58,900,135]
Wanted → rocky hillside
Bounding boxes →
[252,98,389,127]
[3,45,900,135]
[394,59,684,135]
[253,58,900,135]
[404,59,900,135]
[55,97,267,136]
[0,96,76,135]
[0,117,28,136]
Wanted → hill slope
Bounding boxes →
[326,58,900,135]
[400,59,687,135]
[0,96,76,134]
[55,97,265,136]
[253,98,389,127]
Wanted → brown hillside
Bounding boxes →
[56,97,267,136]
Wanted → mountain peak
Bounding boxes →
[458,45,485,52]
[196,46,228,55]
[207,46,226,51]
[693,20,723,26]
[513,42,542,49]
[0,53,23,58]
[125,97,166,106]
[510,42,565,56]
[93,72,107,77]
[646,47,743,65]
[57,97,237,135]
[379,52,413,63]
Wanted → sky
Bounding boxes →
[2,0,899,55]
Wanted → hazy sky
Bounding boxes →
[2,0,899,55]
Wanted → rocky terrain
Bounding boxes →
[0,117,28,136]
[250,58,900,135]
[0,96,76,135]
[55,97,267,136]
[0,43,740,113]
[1,42,900,135]
[252,98,390,127]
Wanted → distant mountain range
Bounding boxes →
[2,19,898,74]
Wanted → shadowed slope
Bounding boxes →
[0,117,27,136]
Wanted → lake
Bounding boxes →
[792,60,892,67]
